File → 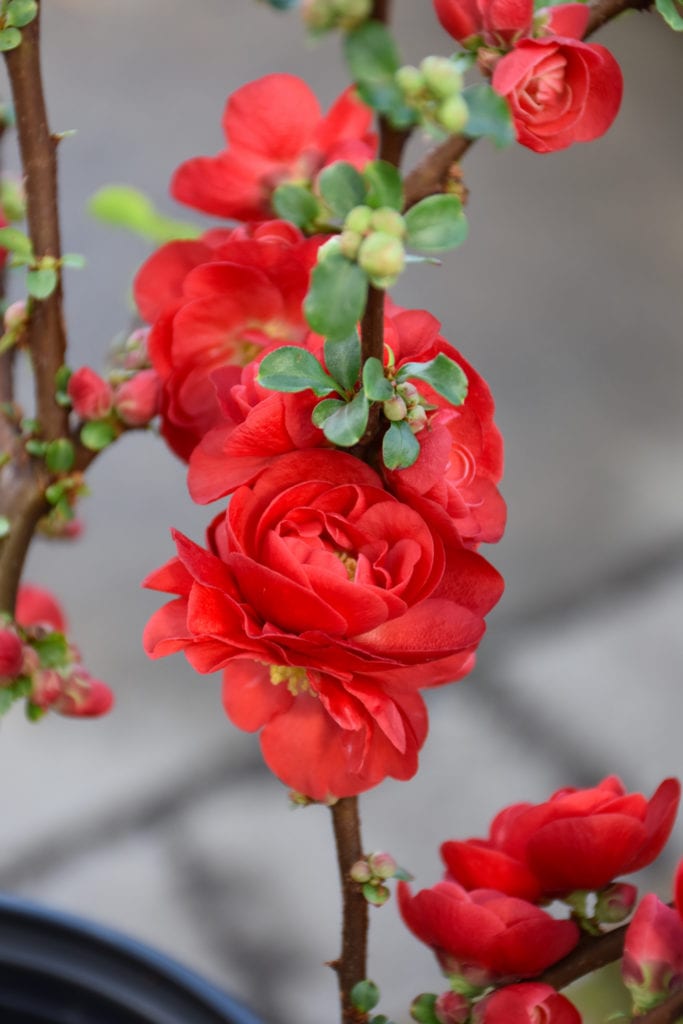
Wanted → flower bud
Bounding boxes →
[358,232,405,289]
[0,177,26,222]
[438,95,469,134]
[339,229,363,261]
[31,668,62,708]
[395,65,424,99]
[54,670,114,717]
[0,628,23,680]
[350,859,373,883]
[383,395,407,422]
[67,367,113,421]
[595,882,638,925]
[368,851,398,879]
[407,404,428,433]
[435,991,470,1024]
[623,893,683,1014]
[4,299,27,332]
[344,204,373,235]
[420,56,464,100]
[370,208,406,239]
[397,381,419,403]
[302,0,371,31]
[114,369,161,427]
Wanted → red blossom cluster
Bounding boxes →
[139,73,507,801]
[399,777,681,1023]
[434,0,623,152]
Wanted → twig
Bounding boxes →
[635,990,683,1024]
[330,797,369,1024]
[540,921,629,990]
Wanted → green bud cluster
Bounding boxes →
[395,56,468,134]
[383,379,429,434]
[302,0,371,32]
[350,851,401,906]
[339,204,406,289]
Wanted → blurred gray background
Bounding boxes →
[0,2,681,1022]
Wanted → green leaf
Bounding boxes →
[463,83,515,148]
[311,397,344,427]
[404,194,468,253]
[364,161,404,211]
[324,333,361,391]
[45,439,75,474]
[656,0,683,28]
[33,631,69,669]
[27,267,58,299]
[350,980,380,1014]
[318,162,367,219]
[0,226,33,259]
[45,482,66,506]
[322,388,369,446]
[272,184,320,228]
[0,689,14,716]
[362,357,393,400]
[382,420,420,469]
[304,251,369,340]
[80,419,116,451]
[410,993,440,1024]
[257,346,339,397]
[5,0,38,27]
[55,365,72,392]
[345,21,400,84]
[88,185,201,244]
[25,439,47,457]
[61,253,86,269]
[397,353,468,405]
[0,27,22,50]
[0,515,10,538]
[26,701,45,722]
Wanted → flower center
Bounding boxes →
[335,550,358,581]
[269,664,312,696]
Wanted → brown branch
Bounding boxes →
[371,0,391,23]
[540,921,629,990]
[329,797,369,1024]
[402,0,651,209]
[635,990,683,1024]
[4,5,67,443]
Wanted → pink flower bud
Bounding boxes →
[350,859,373,883]
[595,882,637,925]
[16,584,67,633]
[368,851,397,879]
[623,893,683,1013]
[0,628,23,679]
[67,367,113,420]
[4,299,27,332]
[54,670,114,717]
[435,990,470,1024]
[31,668,62,708]
[114,369,162,427]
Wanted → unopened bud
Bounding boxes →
[302,0,371,31]
[383,395,407,421]
[420,56,464,100]
[350,859,373,883]
[395,65,424,98]
[358,232,405,289]
[0,628,23,680]
[435,990,470,1024]
[368,852,397,879]
[397,381,419,403]
[370,208,406,239]
[344,204,373,235]
[407,405,428,433]
[67,367,113,420]
[438,95,469,135]
[31,668,62,708]
[339,229,363,261]
[54,670,114,718]
[596,882,638,925]
[362,881,390,906]
[4,299,27,332]
[0,177,26,222]
[114,369,161,427]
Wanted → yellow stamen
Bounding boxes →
[269,664,311,696]
[335,550,357,581]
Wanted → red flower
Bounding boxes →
[171,74,376,222]
[15,584,67,633]
[189,306,506,548]
[472,983,581,1024]
[441,776,681,902]
[0,628,24,679]
[144,449,503,799]
[623,889,683,1012]
[67,367,113,421]
[398,880,579,985]
[134,220,320,460]
[433,0,588,48]
[492,36,623,153]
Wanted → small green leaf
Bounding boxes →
[0,26,22,50]
[350,980,380,1014]
[26,701,45,722]
[257,346,339,397]
[322,388,369,447]
[61,253,86,269]
[6,0,38,27]
[362,880,390,905]
[382,420,420,469]
[656,0,683,28]
[80,419,116,451]
[324,333,361,391]
[311,397,344,427]
[397,352,468,405]
[45,482,66,506]
[55,365,72,392]
[393,865,414,881]
[319,162,367,219]
[25,439,47,457]
[88,185,201,244]
[27,267,58,299]
[45,439,75,474]
[345,21,400,83]
[0,226,33,259]
[10,676,31,699]
[463,83,515,148]
[362,357,393,400]
[0,515,10,538]
[0,689,14,715]
[363,161,404,211]
[404,194,468,253]
[410,993,440,1024]
[33,631,69,669]
[272,184,320,228]
[304,251,369,340]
